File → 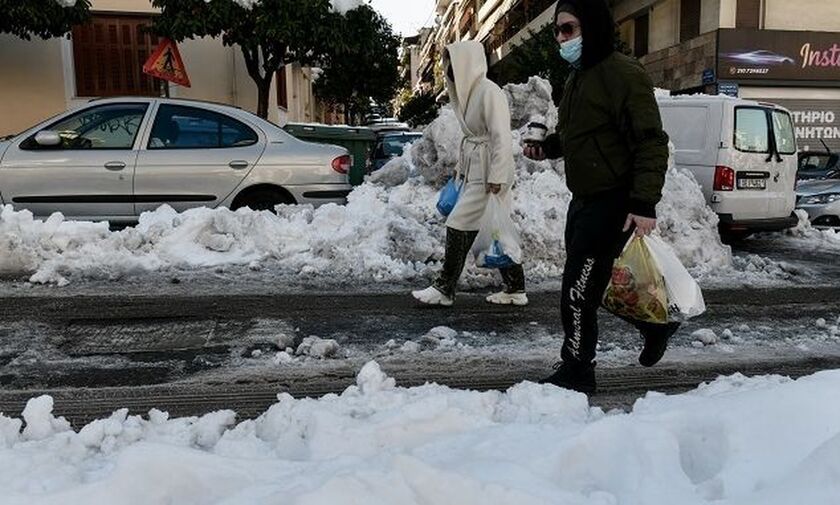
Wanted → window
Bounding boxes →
[660,107,708,151]
[800,155,831,171]
[734,108,769,153]
[680,0,701,43]
[736,0,761,29]
[22,103,148,150]
[149,105,258,149]
[72,15,161,97]
[772,111,796,155]
[380,136,420,157]
[634,12,649,57]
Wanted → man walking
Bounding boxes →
[524,0,678,394]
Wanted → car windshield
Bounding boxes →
[380,135,421,157]
[800,154,832,171]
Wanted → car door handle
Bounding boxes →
[229,160,249,169]
[104,161,126,171]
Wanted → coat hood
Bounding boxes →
[443,41,488,130]
[554,0,616,69]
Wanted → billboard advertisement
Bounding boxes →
[718,29,840,81]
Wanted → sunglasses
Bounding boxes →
[554,21,580,37]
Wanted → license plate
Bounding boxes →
[737,178,766,190]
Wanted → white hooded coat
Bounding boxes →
[443,41,516,232]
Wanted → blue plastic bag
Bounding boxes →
[481,235,515,269]
[436,177,462,217]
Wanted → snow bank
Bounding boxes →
[1,366,840,504]
[779,210,840,248]
[0,77,752,287]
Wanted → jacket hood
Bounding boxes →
[443,41,488,129]
[555,0,616,69]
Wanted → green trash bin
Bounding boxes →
[283,123,377,186]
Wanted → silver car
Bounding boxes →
[0,97,352,224]
[796,175,840,228]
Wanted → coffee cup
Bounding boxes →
[523,122,548,144]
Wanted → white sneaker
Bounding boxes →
[486,291,529,306]
[412,286,454,306]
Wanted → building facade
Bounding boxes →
[414,0,560,93]
[413,0,840,152]
[614,0,840,151]
[0,0,335,136]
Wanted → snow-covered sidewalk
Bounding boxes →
[1,363,839,504]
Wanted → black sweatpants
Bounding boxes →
[560,190,677,365]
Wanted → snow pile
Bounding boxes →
[778,210,840,248]
[295,336,342,359]
[417,325,466,350]
[0,77,747,286]
[691,328,719,346]
[374,76,731,278]
[2,367,840,503]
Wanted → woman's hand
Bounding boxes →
[486,183,501,194]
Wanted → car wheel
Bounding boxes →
[232,188,294,213]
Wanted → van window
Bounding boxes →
[734,108,769,153]
[660,107,707,151]
[772,110,796,155]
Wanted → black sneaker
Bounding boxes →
[538,361,596,394]
[639,322,681,367]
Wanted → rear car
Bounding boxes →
[796,174,840,228]
[798,151,839,181]
[369,131,422,172]
[658,95,798,241]
[0,98,352,224]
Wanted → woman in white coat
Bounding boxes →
[412,41,527,307]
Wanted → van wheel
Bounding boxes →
[720,230,752,244]
[232,187,295,213]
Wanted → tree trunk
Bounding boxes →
[240,45,278,120]
[256,78,271,119]
[344,104,356,126]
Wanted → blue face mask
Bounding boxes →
[559,36,583,66]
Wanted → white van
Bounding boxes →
[657,95,798,240]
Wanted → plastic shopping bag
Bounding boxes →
[472,195,522,269]
[644,235,706,320]
[602,236,669,324]
[436,177,462,217]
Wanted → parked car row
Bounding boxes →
[2,96,835,234]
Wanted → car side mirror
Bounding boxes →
[35,130,61,147]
